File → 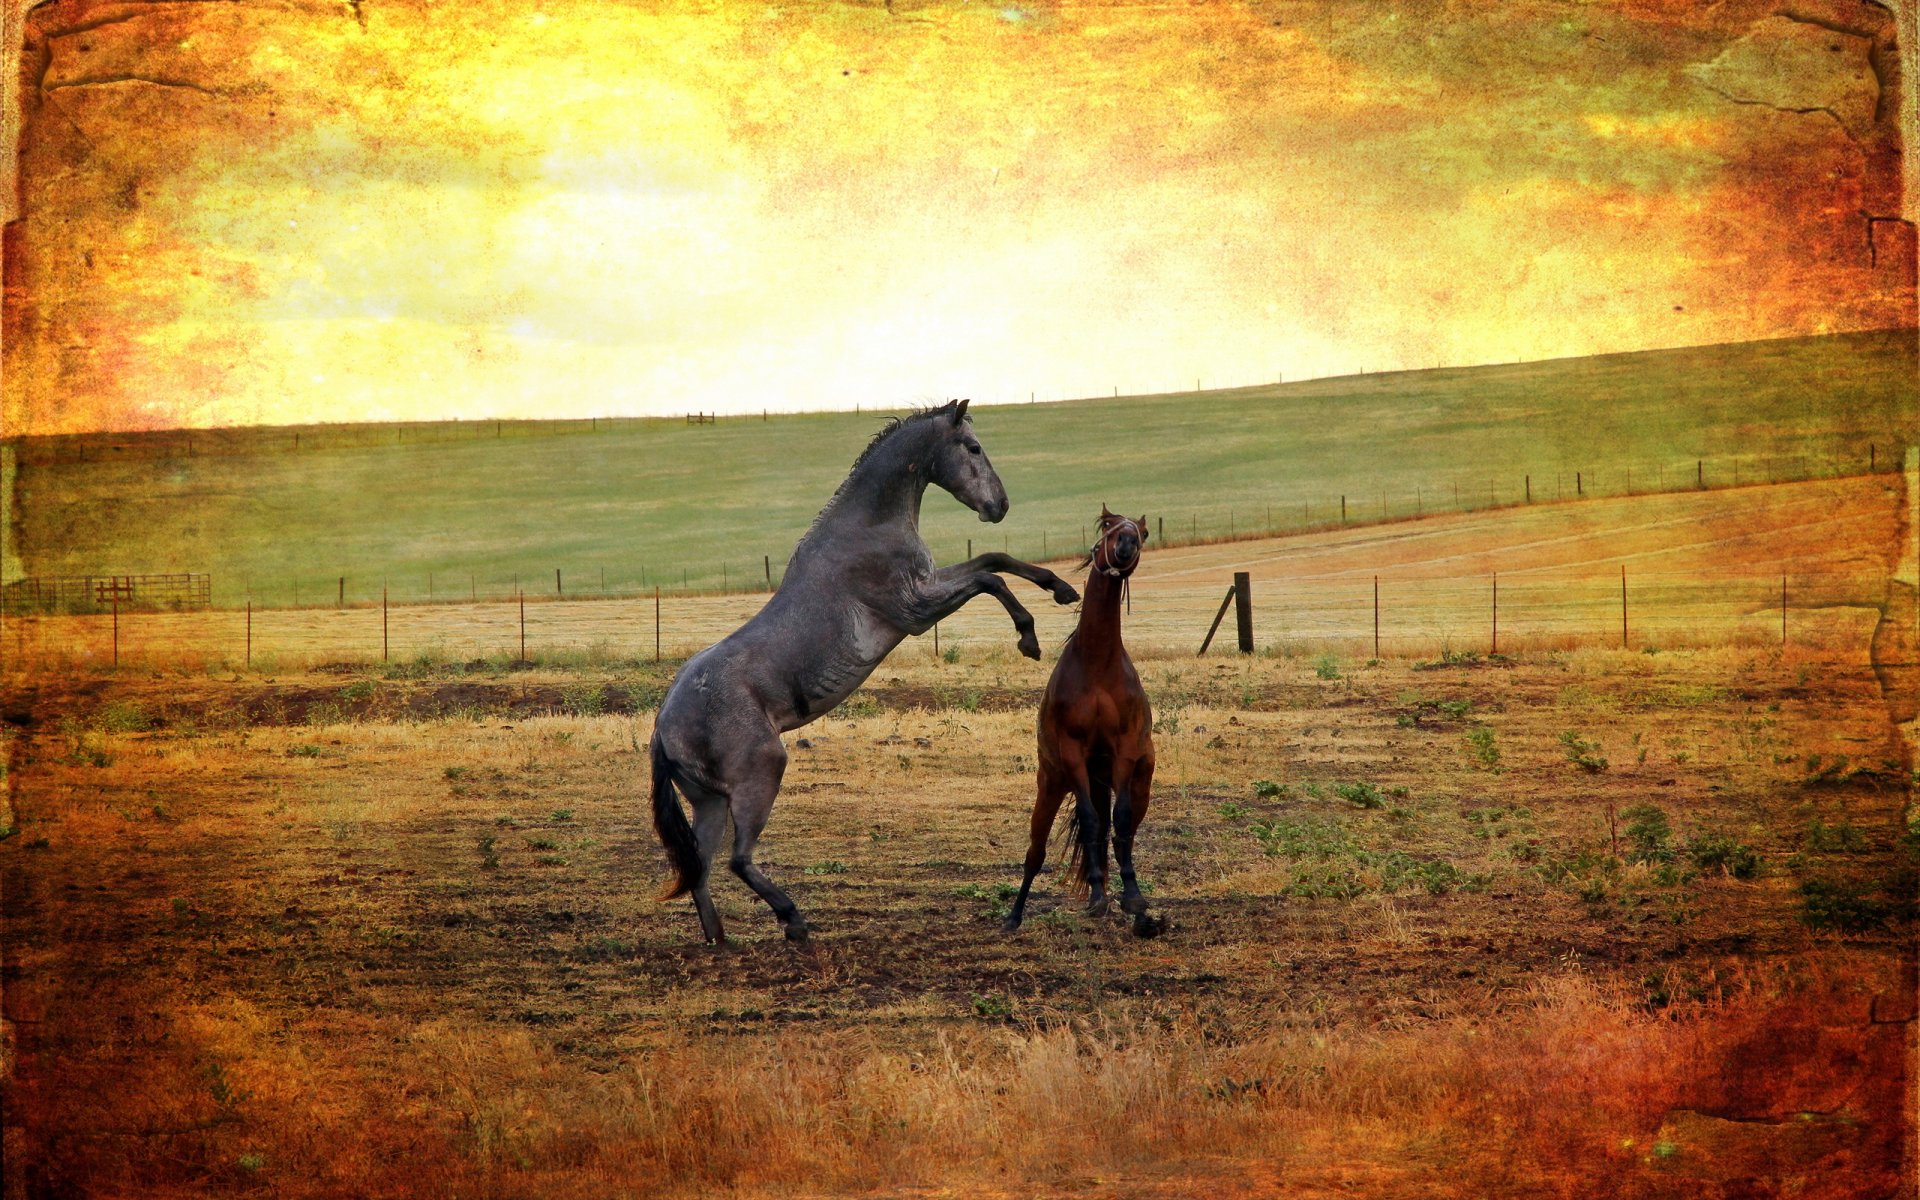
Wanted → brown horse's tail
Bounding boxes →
[651,741,704,900]
[1062,752,1112,889]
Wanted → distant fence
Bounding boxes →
[2,567,1886,670]
[2,573,210,615]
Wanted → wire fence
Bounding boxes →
[3,566,1888,672]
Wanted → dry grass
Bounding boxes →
[4,469,1913,1197]
[9,953,1906,1198]
[4,631,1912,1196]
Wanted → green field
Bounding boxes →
[5,328,1912,609]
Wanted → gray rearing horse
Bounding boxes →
[650,398,1078,944]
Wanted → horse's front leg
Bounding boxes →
[1113,754,1153,915]
[914,571,1044,659]
[941,554,1079,607]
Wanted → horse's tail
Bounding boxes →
[651,740,704,900]
[1062,752,1112,889]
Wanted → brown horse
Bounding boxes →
[1005,507,1159,936]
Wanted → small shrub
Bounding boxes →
[1334,781,1383,809]
[1559,730,1608,772]
[803,861,850,875]
[1251,815,1352,859]
[1314,655,1341,681]
[969,991,1013,1018]
[942,646,961,664]
[550,808,574,822]
[580,935,631,961]
[1251,779,1285,799]
[1464,727,1501,769]
[955,881,1019,919]
[1620,804,1672,862]
[1688,833,1761,879]
[1217,801,1249,820]
[1799,878,1893,932]
[340,680,379,704]
[1805,817,1867,853]
[94,700,152,733]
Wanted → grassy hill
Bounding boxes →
[5,328,1912,610]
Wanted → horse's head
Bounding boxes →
[1090,505,1147,578]
[927,399,1009,523]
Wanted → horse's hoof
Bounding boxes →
[1132,912,1165,939]
[1052,582,1080,605]
[1001,916,1024,935]
[1120,893,1148,916]
[784,922,810,944]
[1018,636,1042,661]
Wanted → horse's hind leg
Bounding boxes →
[725,738,809,942]
[687,790,731,945]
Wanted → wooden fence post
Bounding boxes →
[1620,566,1628,649]
[112,588,119,667]
[1233,571,1253,654]
[519,589,526,661]
[765,555,772,589]
[1198,583,1238,656]
[1373,575,1380,659]
[655,586,662,662]
[338,576,345,609]
[246,599,251,668]
[383,585,389,662]
[1491,573,1498,655]
[556,568,563,597]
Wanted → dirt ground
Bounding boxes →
[2,631,1913,1197]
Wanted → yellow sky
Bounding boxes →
[4,0,1912,434]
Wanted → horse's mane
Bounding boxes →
[840,398,969,479]
[794,399,972,551]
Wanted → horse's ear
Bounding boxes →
[1100,503,1115,521]
[950,398,970,425]
[1139,515,1149,540]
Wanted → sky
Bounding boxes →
[4,0,1913,434]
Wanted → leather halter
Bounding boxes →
[1090,517,1142,579]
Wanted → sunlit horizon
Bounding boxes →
[6,2,1910,436]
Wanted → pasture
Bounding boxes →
[6,474,1900,670]
[2,468,1913,1197]
[5,328,1913,608]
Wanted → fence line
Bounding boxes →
[5,567,1884,670]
